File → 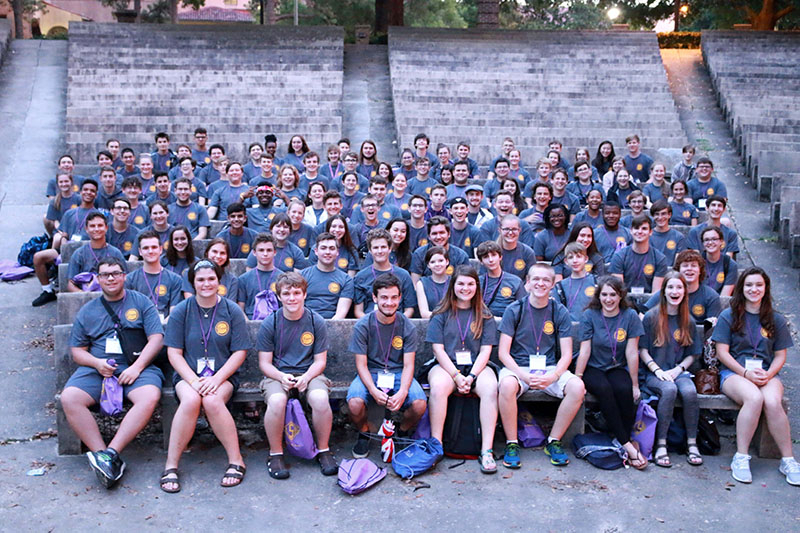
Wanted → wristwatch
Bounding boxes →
[468,373,477,381]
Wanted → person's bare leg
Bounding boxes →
[474,369,498,451]
[347,398,368,433]
[163,382,201,491]
[498,376,521,441]
[427,365,454,442]
[33,249,58,286]
[723,376,764,454]
[550,377,585,440]
[107,385,160,453]
[61,386,105,451]
[761,378,794,457]
[264,392,288,454]
[307,389,333,450]
[400,400,426,432]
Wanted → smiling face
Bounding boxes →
[548,207,566,229]
[362,142,376,159]
[599,283,621,313]
[389,221,407,246]
[551,172,567,192]
[696,161,712,179]
[171,229,189,252]
[290,136,303,154]
[525,266,555,299]
[454,274,476,304]
[207,242,228,267]
[409,198,426,218]
[59,156,75,174]
[576,227,594,249]
[628,195,644,213]
[615,169,630,188]
[249,144,263,162]
[671,181,686,200]
[57,174,73,194]
[508,150,520,166]
[600,142,612,158]
[701,229,722,255]
[565,251,587,273]
[139,158,153,175]
[279,285,306,314]
[742,273,766,308]
[428,224,449,247]
[328,218,345,240]
[97,263,126,296]
[194,267,220,299]
[271,222,290,242]
[111,201,130,224]
[494,162,510,178]
[288,203,304,225]
[450,202,467,222]
[664,277,686,307]
[150,205,168,227]
[603,205,621,228]
[586,191,603,211]
[678,260,699,285]
[139,236,162,264]
[427,252,449,276]
[373,285,401,317]
[86,216,107,241]
[626,138,640,155]
[650,164,666,182]
[305,156,319,173]
[500,218,520,246]
[80,183,98,205]
[457,145,470,159]
[315,238,338,268]
[180,159,194,177]
[653,208,670,229]
[391,174,407,193]
[378,163,392,179]
[369,237,390,263]
[631,222,652,244]
[175,182,191,203]
[281,167,297,189]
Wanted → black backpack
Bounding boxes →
[442,391,481,460]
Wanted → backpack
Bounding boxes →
[392,437,443,479]
[338,458,386,495]
[572,433,627,470]
[253,289,279,320]
[0,260,34,282]
[17,234,51,267]
[442,393,481,459]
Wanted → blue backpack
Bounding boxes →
[572,433,627,470]
[17,234,51,267]
[392,437,443,479]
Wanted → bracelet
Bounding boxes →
[451,370,460,379]
[468,373,477,381]
[743,369,748,378]
[576,373,583,378]
[189,377,198,386]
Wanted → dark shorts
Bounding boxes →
[64,364,164,403]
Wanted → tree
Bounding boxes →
[745,0,795,28]
[375,0,403,33]
[3,0,44,37]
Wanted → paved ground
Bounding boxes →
[0,43,798,531]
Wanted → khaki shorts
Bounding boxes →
[498,366,577,399]
[260,373,330,399]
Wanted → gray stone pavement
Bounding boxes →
[0,43,798,531]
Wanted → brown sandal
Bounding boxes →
[160,468,180,493]
[221,463,246,487]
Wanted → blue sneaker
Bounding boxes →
[544,440,569,466]
[503,442,521,469]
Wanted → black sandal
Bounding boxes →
[267,455,290,480]
[220,463,246,487]
[160,468,180,493]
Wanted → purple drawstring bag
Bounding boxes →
[252,290,280,320]
[412,409,431,440]
[518,408,547,448]
[0,260,34,281]
[631,401,658,460]
[284,397,319,459]
[73,271,101,292]
[338,458,386,495]
[99,359,123,416]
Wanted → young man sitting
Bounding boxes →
[476,241,525,317]
[237,233,279,319]
[107,198,138,259]
[409,216,470,284]
[592,202,631,264]
[649,200,687,267]
[353,229,417,318]
[300,232,354,319]
[168,177,210,239]
[552,243,597,322]
[610,214,668,295]
[125,231,184,321]
[67,211,127,293]
[216,202,258,260]
[448,197,484,258]
[687,195,739,259]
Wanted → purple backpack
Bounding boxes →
[412,409,431,440]
[0,260,34,281]
[284,397,319,459]
[73,272,101,292]
[338,458,386,495]
[518,408,546,448]
[99,359,123,416]
[252,289,280,320]
[631,401,657,460]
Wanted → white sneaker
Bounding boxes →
[779,458,800,486]
[731,453,752,484]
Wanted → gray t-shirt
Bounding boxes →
[348,312,417,373]
[256,308,328,374]
[499,298,572,367]
[125,267,184,316]
[579,307,644,371]
[426,308,497,365]
[299,265,355,319]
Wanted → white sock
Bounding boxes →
[506,440,518,445]
[547,436,558,444]
[782,457,795,463]
[734,452,750,460]
[42,284,53,292]
[317,448,329,453]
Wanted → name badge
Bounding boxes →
[745,358,763,371]
[158,312,167,325]
[631,287,645,295]
[455,350,472,366]
[197,357,215,376]
[376,371,395,390]
[529,354,547,372]
[70,234,82,242]
[698,199,707,210]
[105,334,123,355]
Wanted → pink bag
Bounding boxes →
[631,401,657,460]
[284,397,319,459]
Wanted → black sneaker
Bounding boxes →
[317,451,338,476]
[352,433,370,458]
[87,449,124,488]
[32,290,57,307]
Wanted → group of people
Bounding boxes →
[47,130,798,491]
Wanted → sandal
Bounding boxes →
[220,463,246,487]
[160,468,180,493]
[267,455,290,480]
[686,445,704,466]
[479,450,497,474]
[628,442,648,470]
[654,447,672,468]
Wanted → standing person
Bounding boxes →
[623,134,653,185]
[576,275,647,469]
[192,128,210,167]
[257,272,338,479]
[300,232,354,319]
[347,273,428,458]
[497,263,585,468]
[477,241,526,318]
[160,260,250,493]
[125,231,184,320]
[639,271,703,468]
[610,215,668,295]
[426,265,499,474]
[161,226,195,277]
[415,246,450,318]
[712,267,800,486]
[60,257,164,488]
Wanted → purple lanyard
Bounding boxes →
[454,309,473,349]
[131,204,145,222]
[483,273,504,304]
[746,315,763,358]
[629,249,650,286]
[142,268,164,308]
[256,269,276,292]
[87,245,105,270]
[75,208,90,233]
[371,265,394,282]
[567,277,587,310]
[328,163,341,178]
[599,312,621,364]
[277,311,304,362]
[374,314,398,371]
[526,301,549,353]
[195,299,219,358]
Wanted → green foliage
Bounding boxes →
[266,0,373,41]
[405,0,468,28]
[503,0,611,29]
[657,31,700,48]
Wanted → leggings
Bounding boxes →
[645,373,699,441]
[583,366,635,444]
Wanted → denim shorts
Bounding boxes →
[346,372,427,407]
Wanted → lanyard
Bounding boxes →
[87,244,106,270]
[526,301,549,353]
[256,268,276,292]
[745,314,763,358]
[74,208,90,234]
[629,248,651,286]
[328,163,341,178]
[196,298,219,357]
[142,268,164,308]
[277,311,304,362]
[599,312,621,364]
[454,309,473,349]
[374,314,398,371]
[566,277,588,310]
[483,273,504,304]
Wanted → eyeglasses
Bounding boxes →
[702,237,720,243]
[697,164,712,169]
[362,204,378,210]
[97,271,125,280]
[113,206,130,211]
[501,227,520,233]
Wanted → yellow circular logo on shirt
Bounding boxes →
[673,329,681,342]
[464,237,471,247]
[616,236,626,244]
[637,164,643,171]
[500,287,512,298]
[301,332,314,346]
[285,257,294,268]
[215,321,229,336]
[382,211,390,219]
[543,321,555,335]
[666,240,676,250]
[328,282,340,294]
[218,285,227,296]
[158,284,167,296]
[268,213,275,220]
[188,212,197,221]
[716,271,725,283]
[150,185,156,193]
[760,327,769,338]
[585,264,593,272]
[707,187,714,195]
[446,265,454,275]
[355,184,361,191]
[270,282,277,292]
[298,238,307,248]
[241,243,250,254]
[125,309,139,321]
[401,203,408,210]
[134,216,144,225]
[514,259,526,271]
[585,286,596,297]
[73,184,79,192]
[616,328,627,342]
[420,239,428,246]
[191,185,197,193]
[205,157,211,164]
[392,336,404,350]
[643,264,654,275]
[683,210,690,218]
[123,241,132,251]
[338,258,348,268]
[692,304,705,317]
[425,187,431,195]
[164,241,169,250]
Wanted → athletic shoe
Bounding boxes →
[544,440,570,466]
[502,442,521,469]
[32,290,57,307]
[267,454,290,480]
[317,451,338,476]
[87,449,124,488]
[352,433,370,458]
[730,453,752,484]
[780,458,800,486]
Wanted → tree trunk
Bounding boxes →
[476,0,499,29]
[11,0,24,38]
[266,0,277,24]
[745,0,795,30]
[170,0,178,24]
[134,0,141,23]
[376,0,403,33]
[673,0,681,31]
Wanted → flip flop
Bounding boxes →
[630,441,648,470]
[160,468,180,493]
[686,445,704,466]
[479,450,497,474]
[221,463,246,487]
[654,447,672,468]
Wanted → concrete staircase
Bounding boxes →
[65,23,345,161]
[388,27,687,165]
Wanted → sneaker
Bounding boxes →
[544,440,570,466]
[780,458,800,486]
[317,451,338,476]
[352,433,370,458]
[87,449,124,488]
[32,290,57,307]
[502,442,521,469]
[731,453,752,484]
[267,454,290,480]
